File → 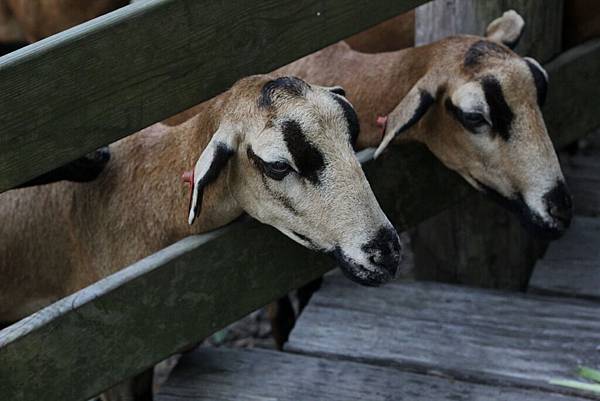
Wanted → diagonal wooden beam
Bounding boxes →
[0,0,427,192]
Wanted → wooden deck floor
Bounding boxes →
[156,135,600,401]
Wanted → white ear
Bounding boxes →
[374,76,438,158]
[485,10,525,49]
[188,124,237,225]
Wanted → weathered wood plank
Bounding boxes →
[529,216,600,300]
[156,347,590,401]
[0,0,427,192]
[415,0,563,62]
[563,134,600,217]
[0,218,339,401]
[546,39,600,148]
[287,274,600,399]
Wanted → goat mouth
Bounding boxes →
[475,179,569,240]
[330,246,393,287]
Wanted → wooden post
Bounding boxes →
[411,0,564,290]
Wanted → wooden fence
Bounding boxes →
[0,0,598,400]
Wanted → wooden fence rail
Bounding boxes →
[0,0,427,193]
[0,0,598,399]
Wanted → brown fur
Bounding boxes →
[164,41,430,144]
[3,0,128,42]
[345,11,414,53]
[0,84,241,321]
[0,0,22,43]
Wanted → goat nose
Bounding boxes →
[363,226,402,277]
[545,181,573,226]
[549,204,572,223]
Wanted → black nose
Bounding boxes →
[362,226,402,277]
[545,181,573,227]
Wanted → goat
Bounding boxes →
[170,11,572,238]
[0,74,402,399]
[164,11,574,354]
[0,74,402,320]
[280,10,573,238]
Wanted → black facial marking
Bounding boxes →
[260,173,299,216]
[481,76,514,141]
[258,76,308,108]
[329,86,346,97]
[331,246,391,287]
[393,89,434,138]
[282,119,325,185]
[475,178,568,240]
[361,226,401,276]
[331,94,360,148]
[464,40,510,68]
[544,180,572,225]
[525,59,548,106]
[191,143,234,220]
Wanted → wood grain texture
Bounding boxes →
[0,218,339,401]
[529,216,600,300]
[562,130,600,217]
[287,273,600,399]
[545,39,600,148]
[0,0,427,192]
[0,41,597,400]
[415,0,563,62]
[156,347,591,401]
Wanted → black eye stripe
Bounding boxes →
[329,86,346,97]
[464,40,511,68]
[481,76,514,141]
[282,119,325,186]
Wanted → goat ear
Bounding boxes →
[485,10,525,49]
[374,77,436,158]
[188,125,237,225]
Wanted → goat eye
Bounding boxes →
[463,112,488,129]
[264,161,292,180]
